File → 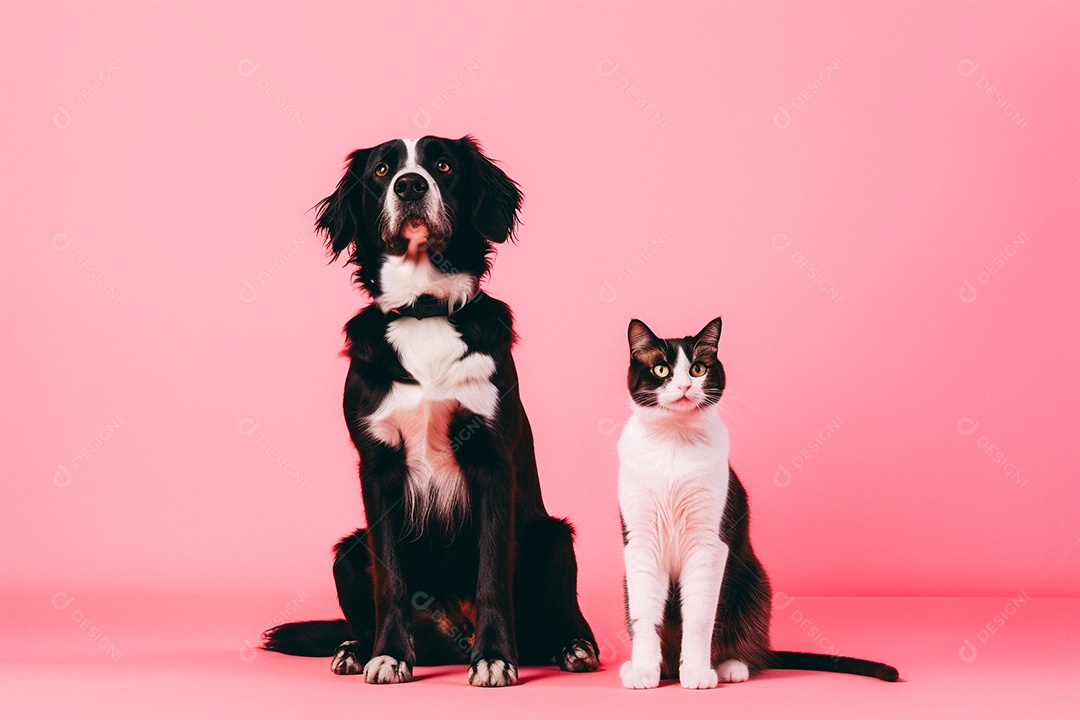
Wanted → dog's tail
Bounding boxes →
[769,651,899,681]
[262,620,350,657]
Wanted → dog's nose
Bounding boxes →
[394,173,428,201]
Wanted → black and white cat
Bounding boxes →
[618,318,898,689]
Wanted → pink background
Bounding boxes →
[2,1,1078,716]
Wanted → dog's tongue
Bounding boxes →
[402,221,429,262]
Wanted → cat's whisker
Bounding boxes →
[717,394,746,417]
[718,402,748,430]
[718,389,761,414]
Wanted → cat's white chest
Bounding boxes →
[365,316,498,522]
[617,413,731,575]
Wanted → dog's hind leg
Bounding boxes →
[514,516,599,672]
[330,528,376,675]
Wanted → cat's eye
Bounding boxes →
[689,362,707,377]
[651,364,670,378]
[436,160,452,173]
[374,162,389,177]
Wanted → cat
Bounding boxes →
[617,317,898,689]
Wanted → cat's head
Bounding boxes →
[626,317,725,412]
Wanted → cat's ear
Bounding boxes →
[693,317,723,356]
[628,319,660,356]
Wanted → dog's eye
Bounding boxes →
[689,362,707,377]
[436,160,451,173]
[374,163,389,177]
[651,364,670,379]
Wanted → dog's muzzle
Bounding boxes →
[383,178,451,257]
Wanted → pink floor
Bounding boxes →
[2,595,1076,719]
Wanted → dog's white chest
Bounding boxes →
[365,317,498,522]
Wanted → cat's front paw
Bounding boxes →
[679,665,718,689]
[620,661,661,689]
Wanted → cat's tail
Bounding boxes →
[769,651,899,681]
[262,619,350,657]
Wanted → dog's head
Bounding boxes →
[315,135,522,310]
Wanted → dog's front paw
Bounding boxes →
[363,654,413,684]
[557,639,599,672]
[679,665,718,689]
[468,658,518,687]
[330,640,366,675]
[620,661,660,689]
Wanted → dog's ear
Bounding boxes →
[460,136,522,243]
[315,148,375,260]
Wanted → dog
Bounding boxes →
[262,136,599,687]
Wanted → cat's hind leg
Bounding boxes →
[717,659,750,683]
[711,539,774,680]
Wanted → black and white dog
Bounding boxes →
[262,136,598,687]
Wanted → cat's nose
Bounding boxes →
[676,384,691,393]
